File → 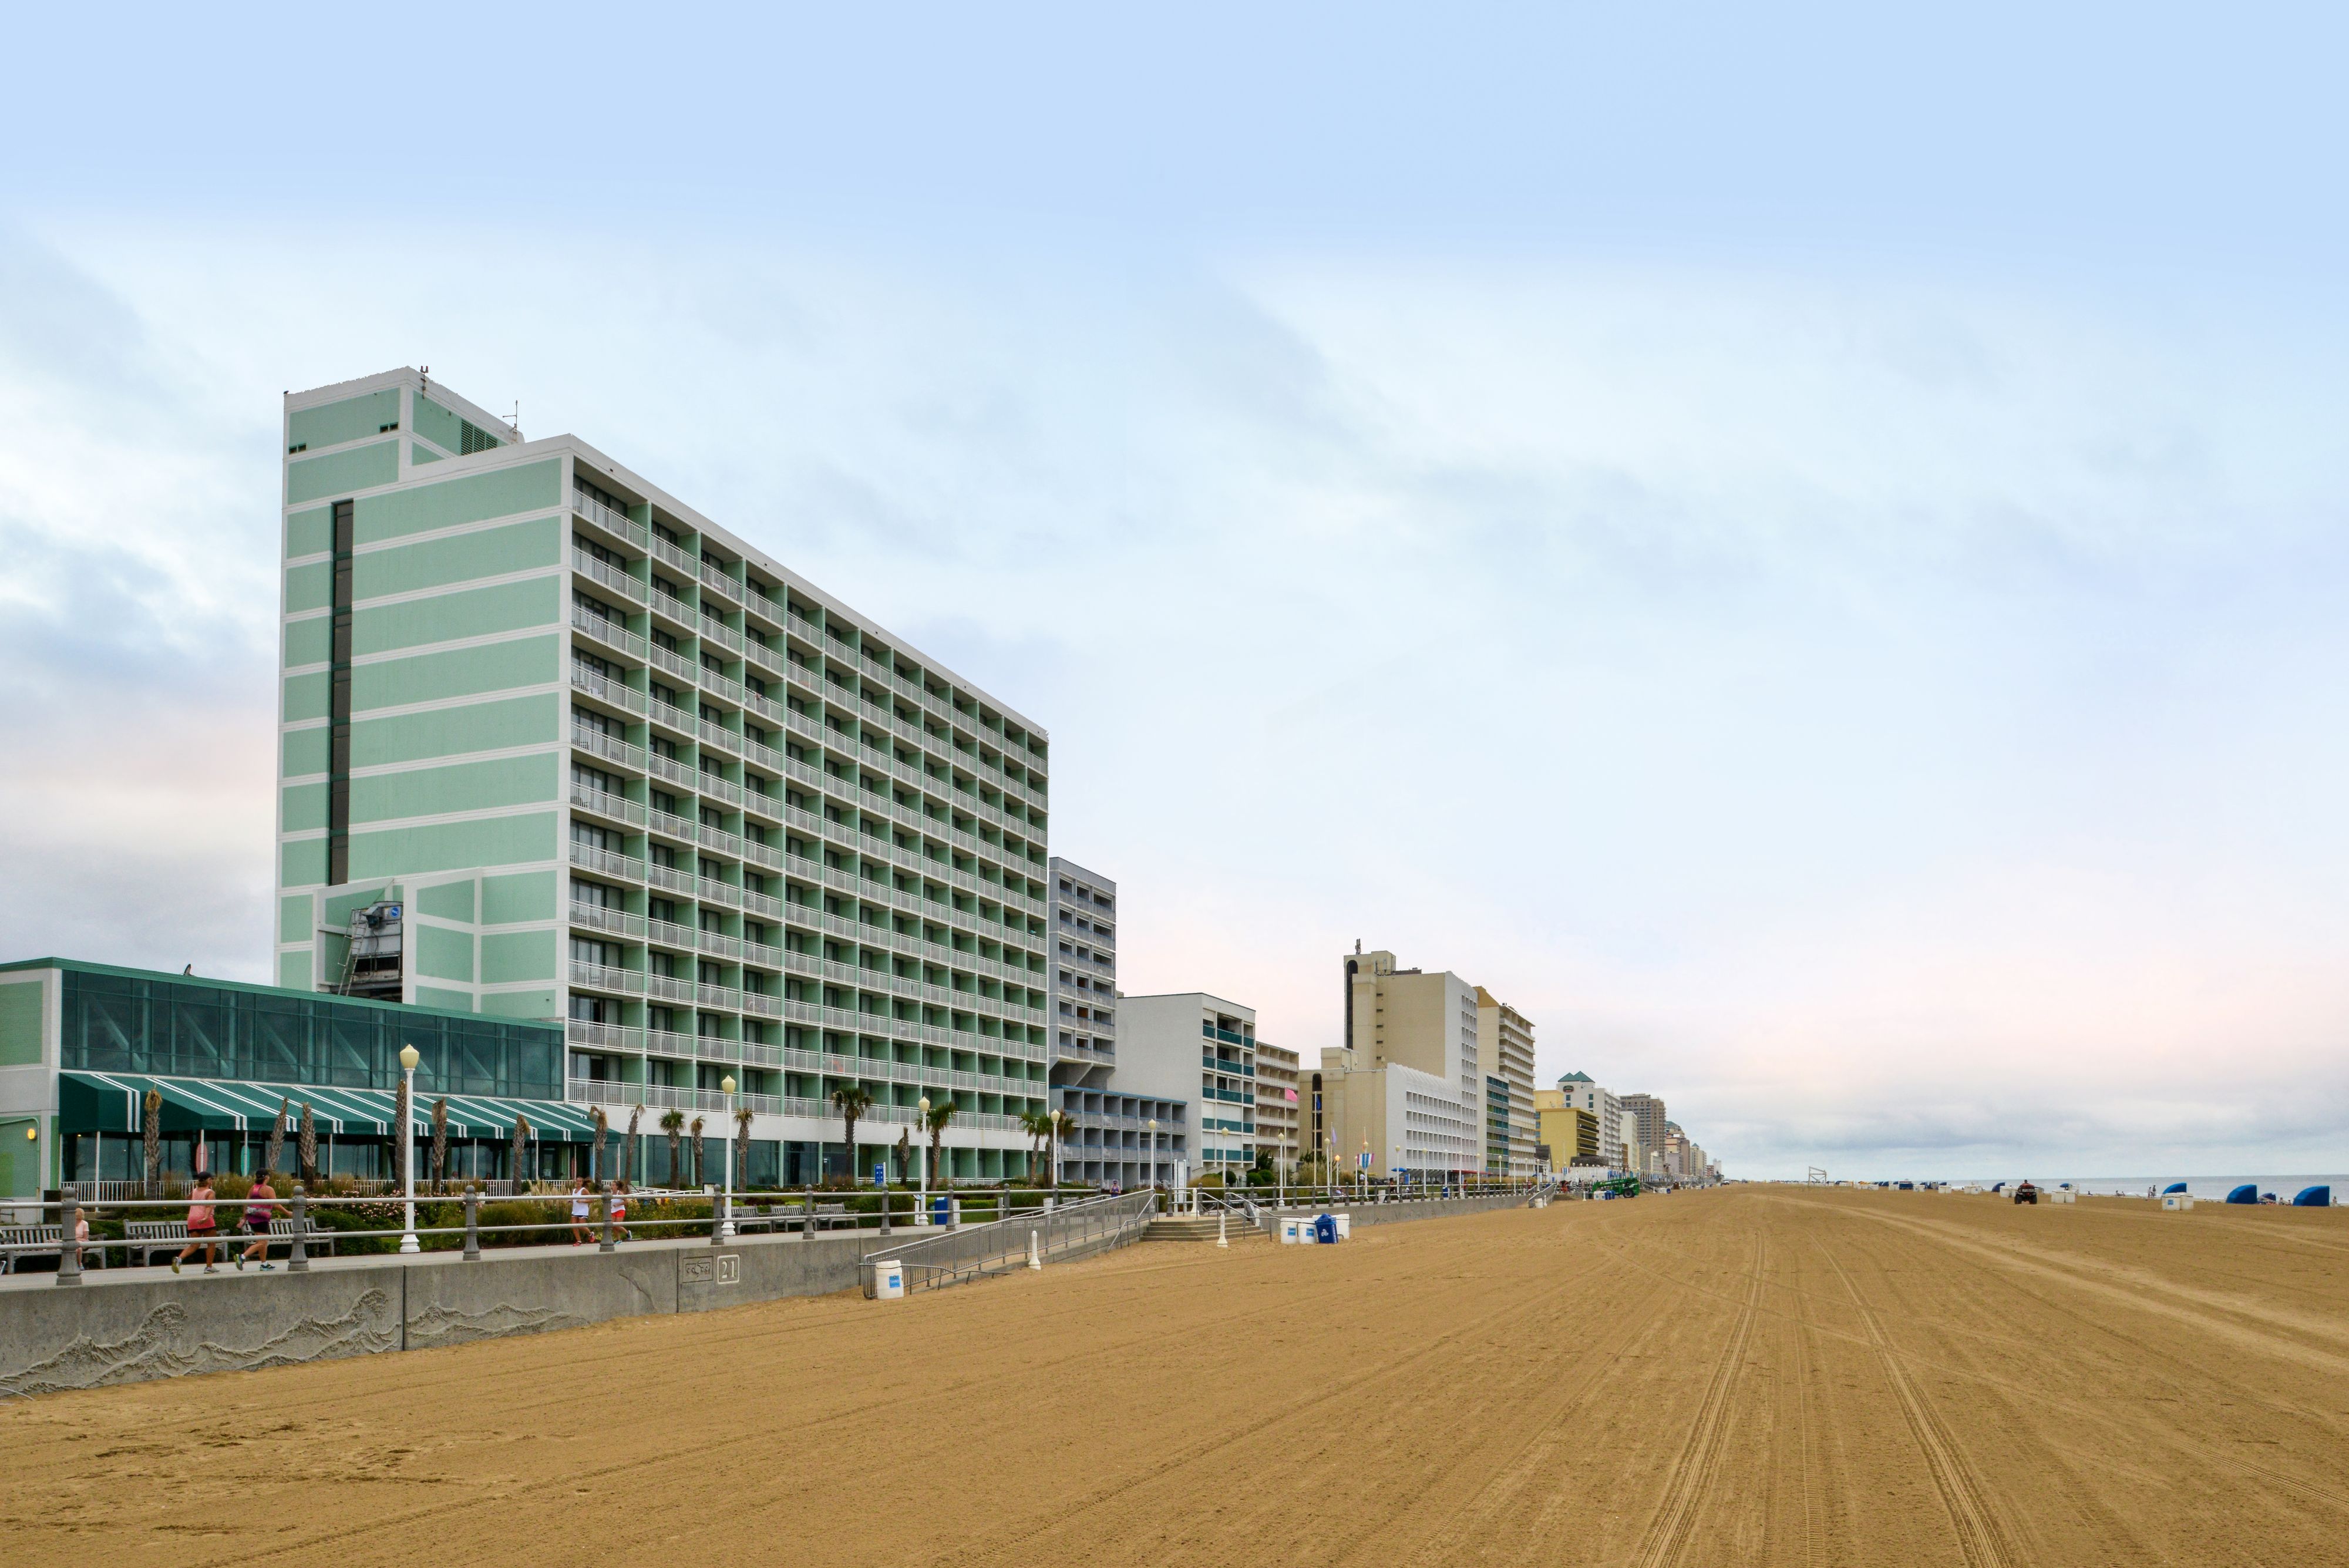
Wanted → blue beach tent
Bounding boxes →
[2225,1184,2258,1204]
[2293,1186,2331,1207]
[2162,1182,2188,1194]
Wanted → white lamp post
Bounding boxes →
[719,1075,737,1240]
[917,1095,931,1209]
[398,1044,420,1254]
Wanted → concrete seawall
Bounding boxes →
[0,1228,879,1398]
[0,1193,1540,1397]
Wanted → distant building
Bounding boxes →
[1254,1041,1301,1177]
[1558,1072,1624,1167]
[1121,992,1257,1186]
[1307,947,1481,1180]
[1532,1089,1598,1167]
[1046,862,1187,1190]
[1620,1094,1668,1171]
[1475,988,1539,1176]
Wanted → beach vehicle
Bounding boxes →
[2013,1182,2038,1204]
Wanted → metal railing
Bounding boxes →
[861,1189,1158,1294]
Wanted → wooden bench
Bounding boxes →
[0,1225,106,1273]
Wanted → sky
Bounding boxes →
[2,5,2346,1180]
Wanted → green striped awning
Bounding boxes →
[59,1072,601,1142]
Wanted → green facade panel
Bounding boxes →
[281,780,328,833]
[277,950,314,989]
[351,458,556,547]
[415,985,473,1012]
[281,725,330,779]
[412,442,442,465]
[286,439,399,505]
[278,895,314,943]
[280,837,329,888]
[482,870,557,924]
[419,879,476,921]
[351,514,558,601]
[351,633,557,712]
[481,928,557,984]
[283,614,331,668]
[352,576,559,658]
[349,810,556,879]
[288,389,401,453]
[408,395,501,458]
[418,923,475,983]
[286,505,333,559]
[285,560,331,615]
[0,979,42,1067]
[349,752,557,824]
[282,670,330,724]
[480,989,558,1020]
[350,692,558,769]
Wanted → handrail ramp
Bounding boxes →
[862,1190,1159,1295]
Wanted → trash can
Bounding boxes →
[1279,1217,1304,1244]
[932,1196,951,1228]
[1332,1213,1351,1240]
[1314,1214,1338,1244]
[860,1257,906,1300]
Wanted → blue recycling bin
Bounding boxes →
[933,1196,951,1227]
[1314,1214,1338,1244]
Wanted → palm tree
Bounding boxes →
[924,1099,957,1189]
[142,1089,161,1197]
[298,1102,318,1187]
[590,1106,609,1185]
[735,1104,755,1188]
[1045,1108,1076,1189]
[1017,1108,1052,1184]
[894,1128,911,1185]
[659,1109,686,1186]
[510,1115,532,1193]
[264,1098,288,1182]
[431,1099,450,1193]
[689,1116,707,1189]
[625,1103,644,1186]
[830,1084,874,1185]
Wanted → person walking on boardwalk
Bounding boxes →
[609,1180,630,1241]
[234,1174,279,1271]
[171,1177,220,1274]
[570,1179,593,1244]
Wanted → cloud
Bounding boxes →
[6,224,2348,1176]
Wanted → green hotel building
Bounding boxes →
[272,367,1055,1187]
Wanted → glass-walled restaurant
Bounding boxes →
[4,960,780,1190]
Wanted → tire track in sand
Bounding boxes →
[1629,1233,1766,1568]
[1818,1243,2017,1568]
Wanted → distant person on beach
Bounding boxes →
[171,1178,220,1274]
[235,1175,278,1271]
[570,1179,593,1243]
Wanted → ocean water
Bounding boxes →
[1948,1175,2346,1202]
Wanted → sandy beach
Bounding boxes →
[2,1186,2344,1566]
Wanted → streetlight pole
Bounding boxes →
[719,1075,736,1240]
[398,1045,420,1254]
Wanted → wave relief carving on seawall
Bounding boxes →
[405,1300,585,1350]
[0,1290,399,1397]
